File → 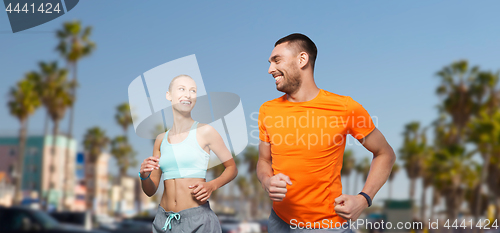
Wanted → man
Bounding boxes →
[257,33,396,232]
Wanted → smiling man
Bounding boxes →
[256,33,396,232]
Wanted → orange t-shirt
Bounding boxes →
[258,89,376,228]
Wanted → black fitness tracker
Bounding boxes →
[358,192,372,207]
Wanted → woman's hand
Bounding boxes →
[140,156,160,178]
[188,182,217,202]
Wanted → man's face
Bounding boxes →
[268,42,301,94]
[166,77,197,113]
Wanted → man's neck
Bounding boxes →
[286,75,320,102]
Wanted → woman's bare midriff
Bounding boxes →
[160,177,207,212]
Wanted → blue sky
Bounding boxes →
[1,1,499,204]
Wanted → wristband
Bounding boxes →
[138,172,150,180]
[358,192,372,207]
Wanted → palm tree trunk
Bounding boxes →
[410,177,416,204]
[44,111,49,136]
[421,186,427,224]
[119,171,125,217]
[475,151,490,219]
[354,173,359,195]
[45,120,59,210]
[85,158,96,213]
[430,188,436,226]
[389,180,392,200]
[14,118,28,205]
[348,175,352,195]
[496,196,500,223]
[62,62,77,210]
[409,177,416,220]
[472,148,492,233]
[342,175,348,195]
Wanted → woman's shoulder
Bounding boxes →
[154,132,167,145]
[157,131,167,139]
[196,122,217,137]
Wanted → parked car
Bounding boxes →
[50,211,91,229]
[0,206,107,233]
[220,217,261,233]
[100,219,152,233]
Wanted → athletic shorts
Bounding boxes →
[269,208,354,233]
[152,201,222,233]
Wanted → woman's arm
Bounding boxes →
[140,133,164,197]
[189,125,238,202]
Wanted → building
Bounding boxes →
[43,135,77,210]
[0,172,14,206]
[110,176,136,216]
[72,180,86,211]
[76,152,85,181]
[383,200,413,232]
[84,152,111,215]
[0,135,77,209]
[134,178,157,214]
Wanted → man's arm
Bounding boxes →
[357,127,396,201]
[334,127,396,220]
[257,140,292,202]
[256,140,273,188]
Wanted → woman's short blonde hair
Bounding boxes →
[168,74,194,92]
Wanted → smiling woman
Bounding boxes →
[138,74,238,233]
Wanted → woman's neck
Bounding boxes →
[170,113,195,134]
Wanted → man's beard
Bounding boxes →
[277,69,301,95]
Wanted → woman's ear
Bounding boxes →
[166,91,172,101]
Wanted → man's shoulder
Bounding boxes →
[321,89,348,100]
[259,94,286,109]
[319,89,352,107]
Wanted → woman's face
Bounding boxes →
[166,76,197,113]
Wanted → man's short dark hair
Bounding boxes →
[275,33,317,69]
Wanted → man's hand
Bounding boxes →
[334,194,369,221]
[263,173,292,202]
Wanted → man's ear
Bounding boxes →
[298,51,309,69]
[166,91,172,101]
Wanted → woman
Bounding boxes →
[139,74,237,232]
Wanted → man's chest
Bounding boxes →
[264,108,349,150]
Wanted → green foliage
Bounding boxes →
[83,127,109,163]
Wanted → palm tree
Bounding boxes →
[110,136,137,215]
[341,149,355,195]
[430,112,479,221]
[56,20,96,209]
[236,176,251,219]
[36,61,75,209]
[242,146,270,218]
[83,127,109,212]
[150,123,168,145]
[435,60,480,145]
[242,146,258,174]
[486,159,500,221]
[356,157,371,186]
[435,63,498,223]
[468,110,500,220]
[434,140,477,220]
[114,102,138,211]
[419,146,435,224]
[115,103,133,137]
[399,122,426,203]
[7,75,42,205]
[468,71,500,230]
[388,162,400,200]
